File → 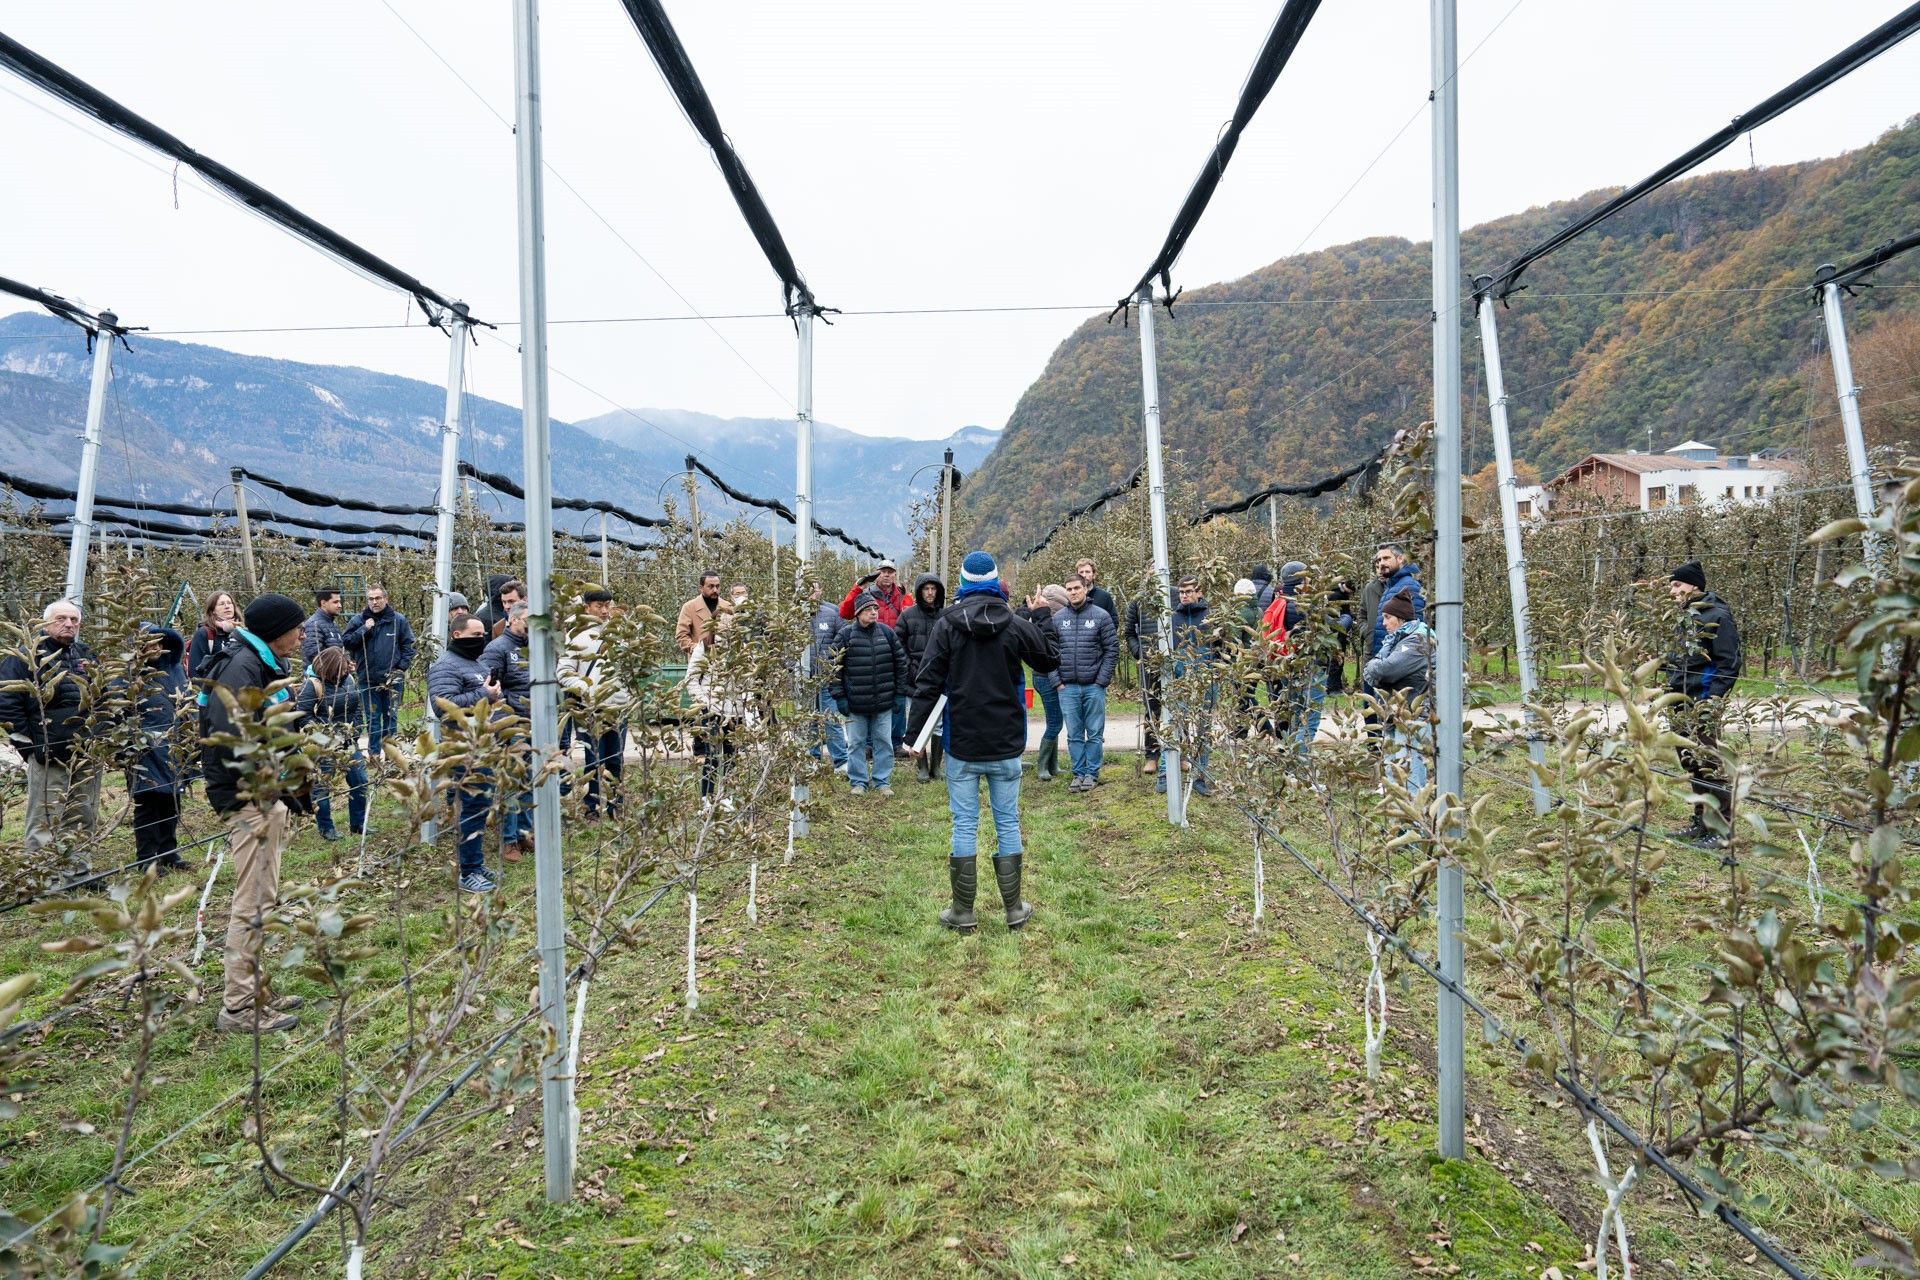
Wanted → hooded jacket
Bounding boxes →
[830,618,908,715]
[1125,596,1164,667]
[198,628,297,814]
[1250,564,1277,614]
[1053,599,1118,687]
[1364,619,1433,701]
[301,607,346,664]
[1169,598,1223,679]
[117,625,189,795]
[480,628,532,714]
[343,604,416,688]
[1665,591,1742,701]
[1367,562,1426,659]
[906,593,1059,763]
[894,575,947,676]
[0,632,96,765]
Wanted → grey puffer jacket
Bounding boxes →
[1363,620,1433,701]
[1052,600,1118,687]
[427,650,494,720]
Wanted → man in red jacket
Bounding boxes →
[839,561,910,627]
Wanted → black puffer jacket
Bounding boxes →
[906,593,1059,763]
[198,631,298,814]
[1665,592,1742,701]
[0,635,96,765]
[830,620,907,715]
[894,575,947,678]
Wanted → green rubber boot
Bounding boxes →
[996,855,1032,930]
[1035,736,1058,781]
[938,857,977,932]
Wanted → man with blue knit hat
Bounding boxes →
[906,551,1060,933]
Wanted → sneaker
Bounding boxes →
[216,1008,298,1034]
[835,763,850,777]
[317,828,341,842]
[1667,820,1707,841]
[1689,830,1726,850]
[459,870,499,894]
[849,785,867,795]
[876,785,895,797]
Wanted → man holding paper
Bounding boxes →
[905,551,1060,934]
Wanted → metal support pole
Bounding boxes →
[431,305,471,656]
[599,512,611,589]
[1431,0,1467,1162]
[1136,285,1181,826]
[939,447,954,587]
[510,0,572,1202]
[684,456,703,557]
[1817,275,1882,566]
[230,467,259,594]
[792,309,815,842]
[1473,291,1550,815]
[769,509,779,607]
[62,319,115,606]
[1267,492,1280,573]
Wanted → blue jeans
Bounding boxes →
[1392,723,1430,793]
[844,710,893,789]
[1035,677,1063,740]
[361,684,399,759]
[581,724,626,816]
[1291,667,1328,758]
[1059,683,1107,779]
[452,767,492,876]
[814,685,848,767]
[501,737,533,845]
[946,756,1023,859]
[893,695,909,751]
[315,752,368,836]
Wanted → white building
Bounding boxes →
[1545,441,1797,513]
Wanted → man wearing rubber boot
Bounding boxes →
[906,551,1059,933]
[895,573,948,782]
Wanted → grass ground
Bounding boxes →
[1,742,1906,1278]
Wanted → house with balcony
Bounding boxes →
[1543,441,1796,513]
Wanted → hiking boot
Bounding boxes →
[501,841,524,864]
[318,828,342,842]
[270,994,305,1012]
[1036,738,1058,781]
[876,785,895,797]
[939,857,977,933]
[216,1007,299,1034]
[995,855,1031,930]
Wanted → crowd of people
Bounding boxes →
[0,539,1744,1022]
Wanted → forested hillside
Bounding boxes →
[969,117,1920,555]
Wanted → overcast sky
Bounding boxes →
[5,1,1916,443]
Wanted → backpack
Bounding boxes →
[1261,596,1292,659]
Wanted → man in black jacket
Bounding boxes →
[896,574,948,782]
[1125,593,1165,775]
[830,593,908,795]
[906,551,1060,932]
[1663,561,1742,845]
[301,588,346,664]
[200,593,309,1034]
[343,584,415,759]
[0,599,100,875]
[481,602,533,863]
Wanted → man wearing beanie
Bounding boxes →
[200,593,310,1034]
[906,551,1060,932]
[1663,561,1742,845]
[830,591,908,795]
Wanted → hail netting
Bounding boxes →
[1482,2,1920,301]
[686,457,885,559]
[612,0,823,317]
[1818,228,1920,291]
[0,276,128,342]
[456,461,668,528]
[1021,465,1146,560]
[1117,0,1325,310]
[0,468,430,539]
[232,469,437,517]
[0,33,480,326]
[1188,444,1388,522]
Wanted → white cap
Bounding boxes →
[1233,578,1256,598]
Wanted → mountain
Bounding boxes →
[569,409,997,545]
[965,116,1920,556]
[0,314,989,551]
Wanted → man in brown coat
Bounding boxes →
[674,571,731,656]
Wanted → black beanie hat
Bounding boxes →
[1670,561,1706,591]
[1250,564,1273,584]
[243,593,306,643]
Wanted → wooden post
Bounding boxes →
[230,467,259,593]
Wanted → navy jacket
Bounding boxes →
[0,634,95,765]
[1052,600,1118,687]
[1369,563,1426,658]
[343,606,416,688]
[480,631,531,715]
[1665,592,1742,701]
[118,625,189,795]
[301,609,347,664]
[427,650,494,719]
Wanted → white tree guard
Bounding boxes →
[190,843,228,966]
[1363,930,1388,1080]
[1586,1118,1639,1280]
[568,977,589,1176]
[1797,829,1825,926]
[345,1243,364,1280]
[747,860,758,924]
[1251,827,1266,925]
[685,887,699,1012]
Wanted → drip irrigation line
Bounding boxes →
[1483,2,1920,301]
[0,33,482,328]
[1235,803,1815,1280]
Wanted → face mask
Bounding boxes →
[450,635,488,660]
